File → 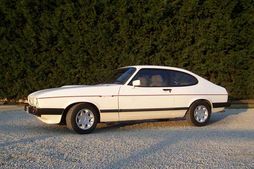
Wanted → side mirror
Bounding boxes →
[132,80,141,87]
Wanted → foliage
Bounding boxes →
[0,0,253,99]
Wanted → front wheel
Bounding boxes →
[186,101,211,126]
[66,103,99,134]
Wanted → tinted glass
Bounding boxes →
[129,69,168,87]
[168,70,198,86]
[129,68,198,87]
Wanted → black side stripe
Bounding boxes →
[100,107,189,113]
[25,106,64,116]
[213,102,231,108]
[37,108,64,115]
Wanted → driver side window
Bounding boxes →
[129,69,167,87]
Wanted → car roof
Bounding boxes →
[121,65,190,72]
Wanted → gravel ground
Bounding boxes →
[0,106,253,169]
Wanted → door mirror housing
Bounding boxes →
[132,80,141,87]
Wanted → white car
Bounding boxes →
[25,65,230,134]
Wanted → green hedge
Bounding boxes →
[0,0,254,99]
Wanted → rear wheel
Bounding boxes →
[66,103,99,134]
[186,101,211,126]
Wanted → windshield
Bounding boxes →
[101,67,136,84]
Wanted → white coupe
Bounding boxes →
[25,65,229,134]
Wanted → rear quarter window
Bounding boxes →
[169,70,198,87]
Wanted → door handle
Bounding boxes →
[163,88,172,93]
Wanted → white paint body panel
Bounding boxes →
[30,84,120,109]
[36,115,62,124]
[27,65,228,124]
[118,85,174,120]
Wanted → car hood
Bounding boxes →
[28,84,121,99]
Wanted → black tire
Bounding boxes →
[186,101,211,126]
[66,103,99,134]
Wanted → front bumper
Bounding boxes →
[24,105,64,117]
[24,105,41,116]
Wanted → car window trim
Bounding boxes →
[127,68,199,87]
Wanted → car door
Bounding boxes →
[118,68,180,121]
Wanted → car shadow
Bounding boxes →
[209,108,248,124]
[95,118,189,133]
[95,108,249,133]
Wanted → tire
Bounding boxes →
[66,103,99,134]
[186,101,211,126]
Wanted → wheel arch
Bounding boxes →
[186,99,213,116]
[60,102,101,124]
